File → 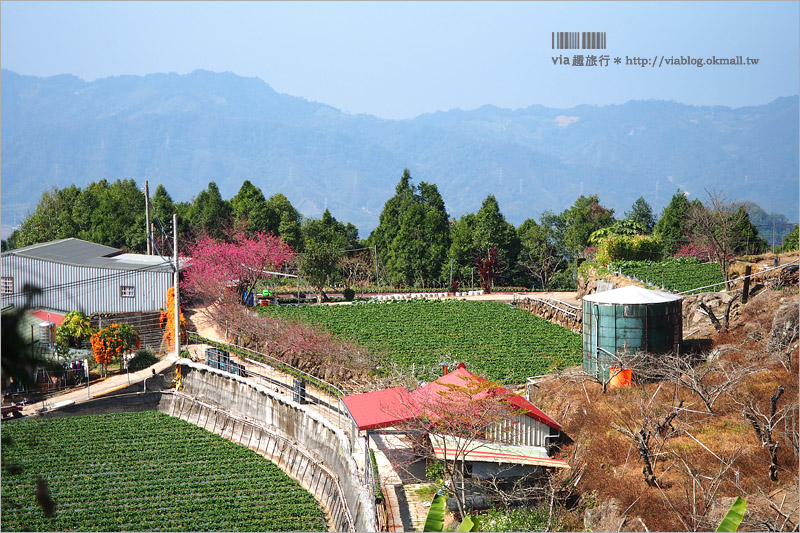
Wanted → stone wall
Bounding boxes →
[515,298,582,333]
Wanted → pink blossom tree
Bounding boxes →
[184,230,295,305]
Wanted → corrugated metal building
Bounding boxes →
[1,238,177,314]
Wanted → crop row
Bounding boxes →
[1,411,326,532]
[260,299,582,383]
[610,258,723,294]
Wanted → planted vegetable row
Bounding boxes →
[1,411,326,532]
[260,299,582,383]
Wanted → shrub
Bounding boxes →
[426,460,445,483]
[596,234,662,266]
[128,349,159,372]
[343,287,356,301]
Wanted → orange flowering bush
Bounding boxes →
[161,287,187,350]
[90,323,140,375]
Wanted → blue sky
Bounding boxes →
[1,1,798,119]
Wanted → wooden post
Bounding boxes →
[742,265,751,304]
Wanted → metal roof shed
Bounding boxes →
[1,238,178,314]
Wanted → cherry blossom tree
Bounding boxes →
[184,230,295,305]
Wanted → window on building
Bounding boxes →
[120,286,135,298]
[1,277,13,295]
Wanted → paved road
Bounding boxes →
[16,356,176,417]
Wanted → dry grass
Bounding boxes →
[532,286,799,531]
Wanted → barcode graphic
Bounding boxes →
[552,32,607,50]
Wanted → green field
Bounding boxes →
[259,299,582,384]
[1,412,326,532]
[610,258,724,294]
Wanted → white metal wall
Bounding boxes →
[488,413,552,447]
[1,255,173,314]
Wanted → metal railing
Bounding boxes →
[186,331,356,446]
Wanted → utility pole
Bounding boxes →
[145,180,151,255]
[173,213,180,360]
[772,221,776,255]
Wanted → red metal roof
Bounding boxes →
[342,363,561,431]
[410,363,561,430]
[341,387,418,431]
[29,310,66,327]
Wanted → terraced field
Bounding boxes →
[1,411,326,532]
[259,299,582,383]
[610,258,723,294]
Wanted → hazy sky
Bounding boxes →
[2,1,798,119]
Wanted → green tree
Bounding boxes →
[297,241,343,303]
[9,185,82,248]
[369,170,450,287]
[187,181,232,240]
[732,207,768,255]
[448,213,479,286]
[517,218,564,290]
[625,196,656,234]
[779,225,799,252]
[560,194,615,256]
[472,195,519,286]
[55,311,95,348]
[266,193,302,246]
[230,180,270,235]
[277,210,302,250]
[368,170,415,267]
[73,179,147,251]
[654,190,691,254]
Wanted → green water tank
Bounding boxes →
[582,286,682,381]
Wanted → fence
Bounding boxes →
[186,332,352,439]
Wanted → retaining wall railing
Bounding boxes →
[176,359,378,532]
[187,332,355,440]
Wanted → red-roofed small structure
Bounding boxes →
[343,363,561,449]
[410,363,560,431]
[29,310,66,327]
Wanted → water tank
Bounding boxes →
[582,286,682,381]
[39,321,56,347]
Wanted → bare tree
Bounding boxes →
[610,385,684,487]
[686,190,752,291]
[659,351,756,413]
[658,444,744,532]
[389,375,530,518]
[341,251,374,294]
[740,385,790,482]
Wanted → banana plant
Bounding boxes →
[716,496,746,532]
[422,493,479,532]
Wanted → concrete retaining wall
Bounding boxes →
[177,361,376,532]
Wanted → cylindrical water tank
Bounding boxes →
[582,286,682,381]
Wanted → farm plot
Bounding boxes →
[1,411,326,532]
[610,258,723,294]
[259,299,581,384]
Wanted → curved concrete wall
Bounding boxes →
[176,361,377,532]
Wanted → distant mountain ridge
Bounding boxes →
[2,69,797,236]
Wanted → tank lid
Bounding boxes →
[583,285,681,304]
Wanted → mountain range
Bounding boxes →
[2,68,797,237]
